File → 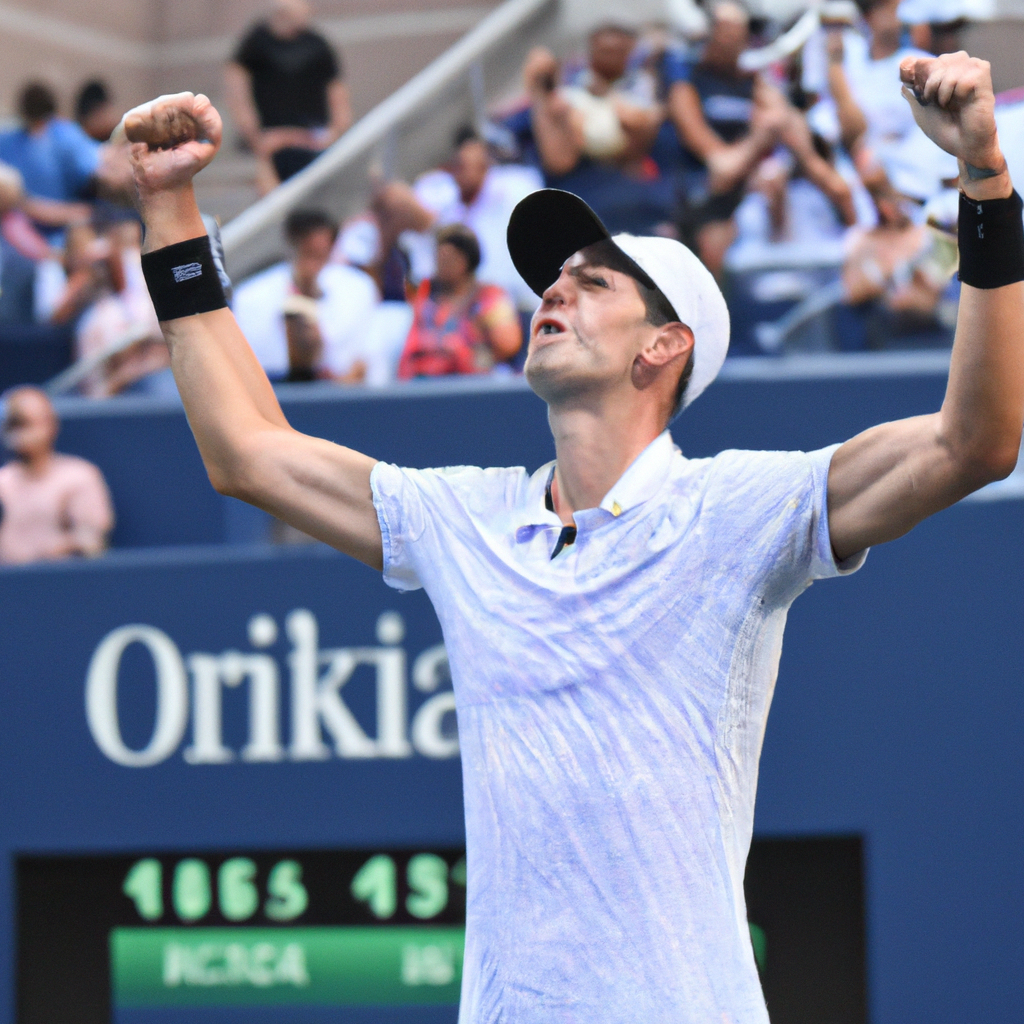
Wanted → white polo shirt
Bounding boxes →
[371,432,866,1024]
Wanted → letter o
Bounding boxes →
[85,625,189,767]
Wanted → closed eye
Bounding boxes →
[570,267,610,289]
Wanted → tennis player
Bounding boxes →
[123,51,1022,1023]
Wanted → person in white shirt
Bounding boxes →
[119,53,1023,1021]
[808,0,959,201]
[396,129,542,313]
[233,209,380,382]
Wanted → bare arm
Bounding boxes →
[522,47,584,177]
[828,53,1024,561]
[121,93,383,568]
[825,32,869,152]
[325,79,353,143]
[669,80,778,195]
[223,63,262,150]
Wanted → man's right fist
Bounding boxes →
[115,93,222,199]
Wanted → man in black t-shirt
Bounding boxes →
[225,0,352,192]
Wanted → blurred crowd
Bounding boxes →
[1,0,1022,562]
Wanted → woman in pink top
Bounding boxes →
[0,387,114,564]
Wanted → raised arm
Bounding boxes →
[122,92,383,568]
[828,53,1024,561]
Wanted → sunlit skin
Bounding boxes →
[452,140,489,207]
[2,389,59,475]
[524,252,694,520]
[291,228,335,297]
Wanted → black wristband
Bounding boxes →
[141,235,228,321]
[957,189,1024,289]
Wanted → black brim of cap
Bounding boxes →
[507,189,611,297]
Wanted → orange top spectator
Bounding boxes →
[398,225,521,379]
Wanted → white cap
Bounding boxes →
[610,233,730,409]
[506,189,730,411]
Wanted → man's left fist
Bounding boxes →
[900,51,1008,195]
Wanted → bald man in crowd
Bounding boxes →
[0,388,113,564]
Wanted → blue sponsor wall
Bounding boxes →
[1,357,1021,1024]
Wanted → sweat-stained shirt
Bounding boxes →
[370,430,866,1023]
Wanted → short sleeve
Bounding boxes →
[805,444,868,579]
[370,460,523,595]
[54,122,100,195]
[371,461,425,592]
[319,36,341,80]
[702,445,867,604]
[233,26,263,70]
[662,49,691,87]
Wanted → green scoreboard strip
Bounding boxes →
[111,926,465,1006]
[17,839,867,1024]
[17,848,468,1024]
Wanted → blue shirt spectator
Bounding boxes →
[0,84,100,210]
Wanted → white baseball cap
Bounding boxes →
[507,189,730,410]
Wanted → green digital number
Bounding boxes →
[265,860,309,921]
[407,853,449,919]
[351,854,396,919]
[173,859,211,922]
[218,858,259,921]
[450,858,467,887]
[123,858,163,921]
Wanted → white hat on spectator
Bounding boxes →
[507,189,730,411]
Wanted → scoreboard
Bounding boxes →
[17,838,866,1024]
[18,849,468,1023]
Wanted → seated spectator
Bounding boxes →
[0,387,113,564]
[515,24,672,234]
[398,225,521,379]
[225,0,352,193]
[399,127,542,313]
[75,80,121,143]
[36,217,169,398]
[666,2,857,277]
[234,209,380,382]
[0,82,101,241]
[0,82,102,322]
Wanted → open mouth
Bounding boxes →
[534,317,568,339]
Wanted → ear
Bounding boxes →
[631,322,695,393]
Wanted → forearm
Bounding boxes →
[668,83,726,162]
[140,186,291,488]
[531,98,583,176]
[223,64,262,146]
[827,65,867,149]
[327,81,352,139]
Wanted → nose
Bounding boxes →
[540,266,573,307]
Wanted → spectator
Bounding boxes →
[234,209,380,383]
[0,82,100,240]
[0,387,113,564]
[0,82,101,321]
[821,0,958,201]
[225,0,352,193]
[398,224,522,379]
[395,127,542,312]
[75,80,120,143]
[516,24,672,234]
[666,2,856,276]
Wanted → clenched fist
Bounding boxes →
[115,92,223,200]
[899,51,1010,199]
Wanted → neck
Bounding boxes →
[870,33,899,60]
[547,400,665,523]
[19,449,53,476]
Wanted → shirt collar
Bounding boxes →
[516,430,680,531]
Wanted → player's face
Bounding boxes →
[525,251,654,408]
